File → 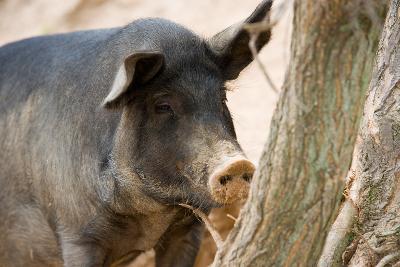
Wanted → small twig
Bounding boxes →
[243,20,277,33]
[226,213,237,222]
[243,0,293,94]
[179,203,223,249]
[248,34,279,93]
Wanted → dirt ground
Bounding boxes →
[0,0,290,266]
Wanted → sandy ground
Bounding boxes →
[0,0,291,265]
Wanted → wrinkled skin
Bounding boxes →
[0,1,272,266]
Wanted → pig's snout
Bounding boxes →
[209,156,255,204]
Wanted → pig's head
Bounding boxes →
[104,0,272,212]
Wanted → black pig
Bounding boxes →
[0,1,272,266]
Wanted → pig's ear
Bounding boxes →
[102,51,164,108]
[208,0,272,80]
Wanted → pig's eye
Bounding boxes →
[155,102,174,114]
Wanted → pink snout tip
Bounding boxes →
[209,156,255,204]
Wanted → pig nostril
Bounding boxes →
[242,173,253,182]
[219,175,232,186]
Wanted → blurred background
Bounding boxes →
[0,0,291,265]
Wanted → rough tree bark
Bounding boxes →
[319,1,400,266]
[212,1,386,266]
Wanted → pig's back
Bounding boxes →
[0,28,120,111]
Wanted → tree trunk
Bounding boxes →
[319,1,400,266]
[212,1,386,266]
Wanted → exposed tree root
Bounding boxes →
[376,252,400,267]
[318,200,357,266]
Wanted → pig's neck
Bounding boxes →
[96,166,179,251]
[94,159,191,261]
[99,157,170,214]
[98,204,182,264]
